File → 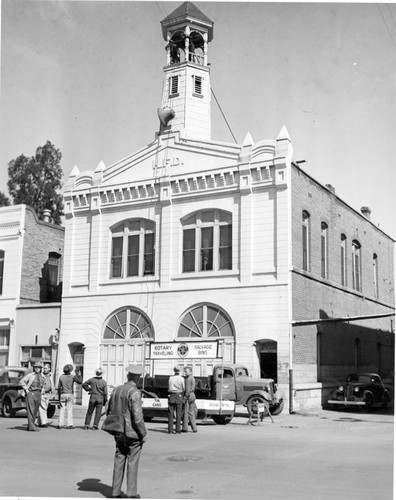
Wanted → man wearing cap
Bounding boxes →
[167,365,185,434]
[102,365,147,499]
[57,364,82,429]
[19,362,45,431]
[82,368,108,430]
[38,362,54,428]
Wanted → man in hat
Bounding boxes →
[57,364,82,429]
[20,361,45,431]
[38,362,54,427]
[82,368,108,430]
[167,365,185,434]
[102,365,147,499]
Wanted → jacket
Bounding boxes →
[102,381,147,441]
[82,377,108,401]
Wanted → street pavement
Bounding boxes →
[0,405,393,500]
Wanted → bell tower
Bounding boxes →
[159,2,214,141]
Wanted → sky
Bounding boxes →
[0,0,395,238]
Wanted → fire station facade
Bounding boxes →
[58,2,394,410]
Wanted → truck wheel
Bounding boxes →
[246,395,267,416]
[212,415,233,425]
[1,397,15,418]
[270,399,284,416]
[47,404,56,419]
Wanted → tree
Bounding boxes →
[0,191,10,207]
[7,141,64,225]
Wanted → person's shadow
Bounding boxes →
[77,478,113,498]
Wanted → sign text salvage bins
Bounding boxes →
[148,341,219,359]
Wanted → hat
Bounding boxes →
[33,361,43,368]
[125,365,144,375]
[63,364,73,374]
[95,368,103,377]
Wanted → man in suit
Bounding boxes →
[103,365,147,499]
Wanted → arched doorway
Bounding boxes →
[177,303,235,376]
[100,307,154,388]
[68,342,85,405]
[256,339,278,382]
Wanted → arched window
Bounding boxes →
[0,250,4,295]
[302,211,310,271]
[103,307,154,340]
[320,222,328,279]
[352,240,362,292]
[110,219,155,278]
[178,304,234,338]
[340,234,347,286]
[182,210,232,273]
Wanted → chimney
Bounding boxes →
[325,184,336,194]
[43,209,52,223]
[361,206,371,220]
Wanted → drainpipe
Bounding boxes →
[287,159,294,414]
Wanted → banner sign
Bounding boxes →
[148,341,219,360]
[141,398,235,413]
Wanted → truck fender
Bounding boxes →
[242,390,272,406]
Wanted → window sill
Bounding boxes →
[192,93,203,98]
[173,270,238,281]
[169,93,179,98]
[100,276,158,286]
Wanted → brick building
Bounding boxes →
[0,204,64,371]
[58,2,394,410]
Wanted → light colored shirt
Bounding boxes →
[168,374,185,393]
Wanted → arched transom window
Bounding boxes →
[178,304,234,338]
[103,307,154,340]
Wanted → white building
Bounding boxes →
[59,2,394,410]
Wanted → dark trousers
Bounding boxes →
[167,393,183,433]
[112,436,143,498]
[26,391,41,430]
[182,400,197,431]
[84,395,104,428]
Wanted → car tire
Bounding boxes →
[47,404,56,419]
[212,415,233,425]
[364,392,374,412]
[1,397,15,418]
[382,392,390,409]
[246,395,268,416]
[271,399,284,415]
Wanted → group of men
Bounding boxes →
[167,365,198,434]
[19,361,108,432]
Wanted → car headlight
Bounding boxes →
[338,386,343,392]
[354,387,359,393]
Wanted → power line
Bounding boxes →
[211,88,238,144]
[377,4,396,50]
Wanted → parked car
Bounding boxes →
[328,373,391,411]
[0,366,56,418]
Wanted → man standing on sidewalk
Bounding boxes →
[19,361,45,431]
[82,368,108,430]
[57,364,82,429]
[38,362,54,427]
[102,365,147,499]
[167,365,185,434]
[182,366,198,433]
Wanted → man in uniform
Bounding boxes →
[38,362,54,427]
[19,361,45,431]
[102,365,147,499]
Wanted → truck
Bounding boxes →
[138,363,284,424]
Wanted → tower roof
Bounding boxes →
[161,2,214,41]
